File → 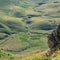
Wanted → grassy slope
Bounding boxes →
[0,50,60,60]
[0,0,60,60]
[0,32,48,56]
[21,50,60,60]
[0,1,60,34]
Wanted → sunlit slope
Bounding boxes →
[0,49,60,60]
[21,50,60,60]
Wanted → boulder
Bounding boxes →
[46,23,60,56]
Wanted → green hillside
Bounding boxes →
[0,0,60,60]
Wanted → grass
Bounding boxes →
[0,50,16,60]
[0,48,60,60]
[0,0,60,60]
[0,32,49,60]
[21,50,60,60]
[0,1,60,34]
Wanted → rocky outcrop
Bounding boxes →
[46,23,60,56]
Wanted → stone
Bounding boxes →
[46,23,60,57]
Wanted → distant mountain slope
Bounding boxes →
[0,0,60,37]
[33,0,60,3]
[35,3,60,18]
[0,0,35,7]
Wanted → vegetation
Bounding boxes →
[0,0,60,60]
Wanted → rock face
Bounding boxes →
[46,23,60,56]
